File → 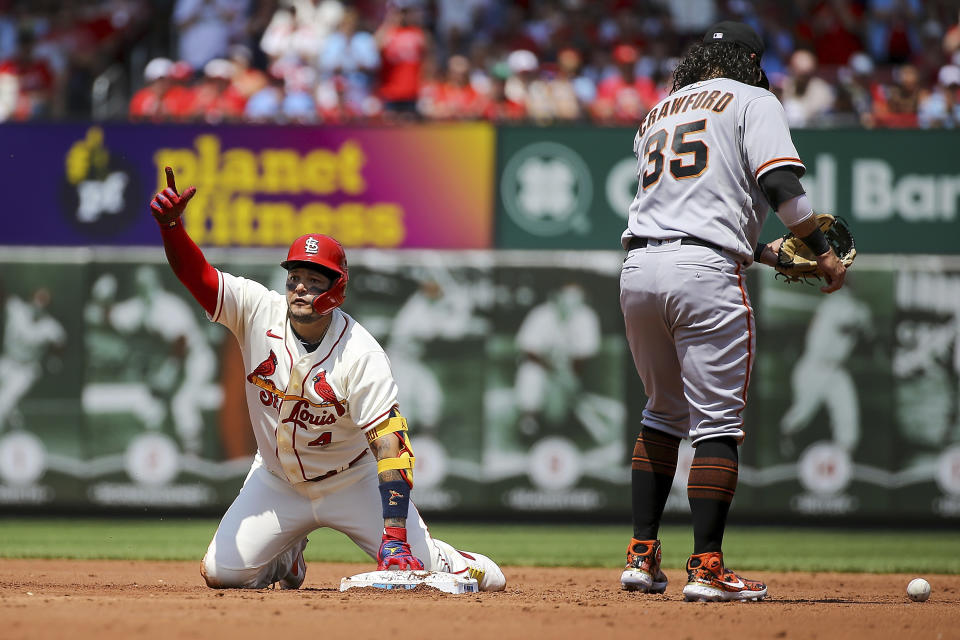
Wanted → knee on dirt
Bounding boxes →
[200,553,259,589]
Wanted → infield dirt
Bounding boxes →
[1,559,958,639]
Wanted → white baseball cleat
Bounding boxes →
[279,538,308,590]
[431,539,506,592]
[458,550,506,592]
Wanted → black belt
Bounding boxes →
[307,449,368,482]
[626,236,723,252]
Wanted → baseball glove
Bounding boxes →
[775,213,856,284]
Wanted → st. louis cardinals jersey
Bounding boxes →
[210,271,398,484]
[622,77,804,263]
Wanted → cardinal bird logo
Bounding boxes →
[247,350,278,383]
[388,489,403,506]
[313,370,345,416]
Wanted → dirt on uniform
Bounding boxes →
[1,559,957,639]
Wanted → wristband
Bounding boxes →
[753,242,765,263]
[799,227,830,256]
[379,479,410,520]
[383,526,407,541]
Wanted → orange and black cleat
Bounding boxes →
[682,551,767,602]
[620,539,668,593]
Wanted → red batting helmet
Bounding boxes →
[280,234,349,315]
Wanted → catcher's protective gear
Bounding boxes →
[281,234,348,315]
[775,213,856,284]
[150,167,197,227]
[377,527,425,571]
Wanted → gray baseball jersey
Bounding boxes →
[621,77,804,263]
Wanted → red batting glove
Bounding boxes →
[150,166,197,228]
[376,527,425,571]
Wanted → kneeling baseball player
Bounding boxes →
[149,168,505,591]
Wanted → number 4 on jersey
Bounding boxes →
[641,119,708,189]
[308,432,332,446]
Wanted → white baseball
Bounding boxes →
[906,578,930,602]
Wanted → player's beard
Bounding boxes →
[288,303,322,324]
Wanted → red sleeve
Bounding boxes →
[159,222,219,316]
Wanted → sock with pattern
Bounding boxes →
[631,427,681,540]
[688,436,739,554]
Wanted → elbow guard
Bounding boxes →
[367,415,415,486]
[759,166,805,210]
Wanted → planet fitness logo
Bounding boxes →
[60,126,140,237]
[501,142,593,237]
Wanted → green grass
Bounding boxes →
[1,519,957,574]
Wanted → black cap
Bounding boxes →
[703,21,764,60]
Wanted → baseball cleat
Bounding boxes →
[620,538,668,593]
[458,550,506,592]
[279,538,308,590]
[682,552,766,602]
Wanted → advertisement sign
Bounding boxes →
[1,123,495,249]
[793,130,960,252]
[495,127,960,253]
[496,127,634,250]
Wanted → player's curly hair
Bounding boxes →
[671,41,761,93]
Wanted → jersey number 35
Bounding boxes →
[641,119,708,190]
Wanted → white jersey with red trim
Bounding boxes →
[210,271,397,484]
[622,77,804,262]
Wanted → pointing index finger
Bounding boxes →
[165,166,178,194]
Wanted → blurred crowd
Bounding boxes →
[2,0,960,127]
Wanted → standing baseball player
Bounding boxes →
[618,21,846,601]
[149,168,505,591]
